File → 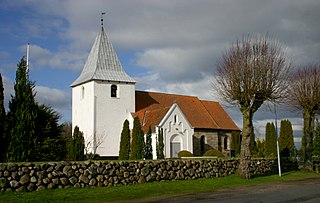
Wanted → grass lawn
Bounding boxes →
[0,171,319,203]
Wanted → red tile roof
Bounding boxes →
[134,91,240,133]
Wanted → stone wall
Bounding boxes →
[0,158,298,192]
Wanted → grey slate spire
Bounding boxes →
[71,23,135,87]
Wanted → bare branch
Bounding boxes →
[289,64,320,112]
[214,34,292,112]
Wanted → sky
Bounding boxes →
[1,0,320,146]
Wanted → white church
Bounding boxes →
[71,20,239,159]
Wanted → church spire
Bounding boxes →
[71,16,135,87]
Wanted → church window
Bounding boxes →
[174,115,177,123]
[111,85,117,98]
[81,86,85,100]
[224,136,228,150]
[200,135,206,153]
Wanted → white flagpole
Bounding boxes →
[26,43,30,76]
[274,104,282,177]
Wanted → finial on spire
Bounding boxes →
[101,12,106,26]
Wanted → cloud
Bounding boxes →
[35,86,71,121]
[136,45,221,82]
[19,44,86,71]
[2,75,70,121]
[2,76,14,110]
[135,71,216,100]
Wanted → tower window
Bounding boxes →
[81,86,85,100]
[111,85,117,98]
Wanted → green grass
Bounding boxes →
[0,171,319,203]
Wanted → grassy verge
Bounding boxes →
[0,171,319,203]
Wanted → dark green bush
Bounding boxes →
[203,149,225,158]
[178,150,193,158]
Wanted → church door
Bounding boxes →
[170,134,182,158]
[170,142,181,158]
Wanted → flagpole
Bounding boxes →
[26,43,30,76]
[274,103,282,177]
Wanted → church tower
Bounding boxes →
[71,18,135,157]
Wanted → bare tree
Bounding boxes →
[289,65,320,170]
[215,34,291,179]
[84,133,106,160]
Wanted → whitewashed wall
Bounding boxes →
[72,82,95,151]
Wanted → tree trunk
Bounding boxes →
[239,108,253,179]
[303,109,315,171]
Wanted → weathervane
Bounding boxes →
[101,12,106,26]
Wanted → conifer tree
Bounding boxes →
[72,126,85,161]
[300,134,306,159]
[119,120,130,160]
[6,58,38,162]
[255,138,266,157]
[313,120,320,157]
[156,128,164,159]
[0,74,6,162]
[265,122,277,157]
[279,120,295,157]
[250,131,257,156]
[130,116,144,160]
[144,126,153,159]
[36,104,66,161]
[231,131,241,156]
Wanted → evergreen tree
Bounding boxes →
[35,105,66,161]
[265,122,277,157]
[279,120,295,157]
[299,134,306,160]
[130,116,144,160]
[6,58,38,162]
[231,131,241,156]
[156,128,164,159]
[60,121,72,140]
[118,120,131,160]
[250,131,257,156]
[0,74,6,162]
[144,126,153,159]
[313,120,320,157]
[71,126,85,161]
[256,138,266,157]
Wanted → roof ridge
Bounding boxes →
[136,90,199,99]
[91,26,103,81]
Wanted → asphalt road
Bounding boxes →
[133,178,320,203]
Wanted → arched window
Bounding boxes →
[111,85,117,98]
[81,86,85,100]
[200,135,206,153]
[224,136,228,150]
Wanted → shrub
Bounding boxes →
[203,149,225,158]
[178,150,193,158]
